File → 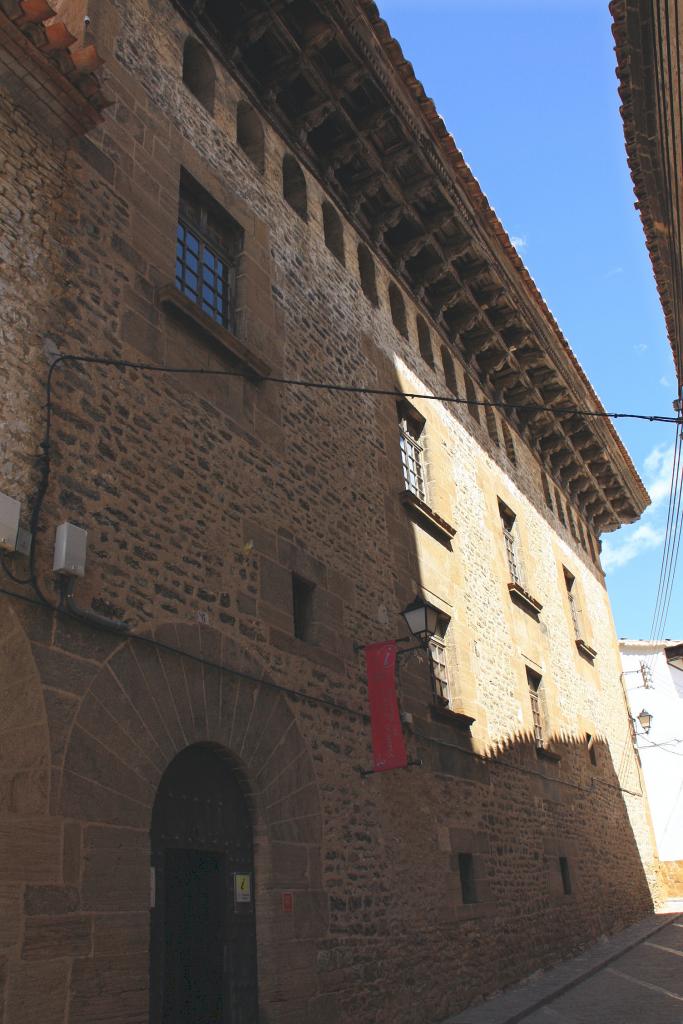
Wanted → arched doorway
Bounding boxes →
[150,745,258,1023]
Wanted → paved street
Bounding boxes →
[448,904,683,1024]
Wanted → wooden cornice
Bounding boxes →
[173,0,650,533]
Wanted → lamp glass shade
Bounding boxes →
[401,597,439,640]
[637,709,653,734]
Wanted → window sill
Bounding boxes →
[508,582,543,617]
[536,745,561,763]
[158,284,271,379]
[430,704,476,734]
[576,638,597,663]
[399,490,456,542]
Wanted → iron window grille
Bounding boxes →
[399,413,427,502]
[429,616,451,706]
[500,505,523,587]
[563,569,583,640]
[176,177,241,332]
[527,669,545,749]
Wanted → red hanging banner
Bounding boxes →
[365,641,408,772]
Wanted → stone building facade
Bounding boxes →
[0,1,663,1022]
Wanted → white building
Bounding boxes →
[620,640,683,863]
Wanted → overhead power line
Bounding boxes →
[46,352,682,424]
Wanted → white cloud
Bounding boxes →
[633,343,648,354]
[660,375,671,388]
[602,523,664,572]
[601,443,675,573]
[604,266,624,279]
[510,235,527,252]
[643,443,675,505]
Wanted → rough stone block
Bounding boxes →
[0,820,61,883]
[5,959,69,1024]
[22,913,92,960]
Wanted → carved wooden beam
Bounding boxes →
[472,283,505,309]
[508,342,539,367]
[550,449,575,473]
[457,258,488,282]
[441,235,472,260]
[460,322,496,359]
[539,383,566,405]
[425,276,463,315]
[420,206,455,233]
[442,302,479,335]
[368,203,406,241]
[301,17,335,51]
[476,346,509,376]
[354,105,393,134]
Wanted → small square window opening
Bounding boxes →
[292,574,315,642]
[559,856,572,895]
[458,853,477,904]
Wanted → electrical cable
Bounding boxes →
[0,579,645,796]
[650,427,683,648]
[43,353,683,423]
[15,349,676,614]
[648,424,683,648]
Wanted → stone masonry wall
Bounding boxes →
[0,1,663,1023]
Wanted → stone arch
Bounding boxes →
[0,596,51,817]
[182,35,215,113]
[0,598,58,1024]
[51,622,324,1022]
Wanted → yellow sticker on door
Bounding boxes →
[234,873,252,903]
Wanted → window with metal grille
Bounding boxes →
[176,175,242,332]
[554,488,566,527]
[398,406,427,502]
[429,614,451,706]
[500,502,523,587]
[526,668,545,749]
[563,568,583,640]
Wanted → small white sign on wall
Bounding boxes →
[234,873,252,904]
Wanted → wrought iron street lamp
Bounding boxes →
[636,708,653,735]
[400,595,439,647]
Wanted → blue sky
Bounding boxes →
[377,0,680,639]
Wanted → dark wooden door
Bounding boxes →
[150,746,258,1024]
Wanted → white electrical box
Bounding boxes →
[0,493,20,552]
[53,522,87,577]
